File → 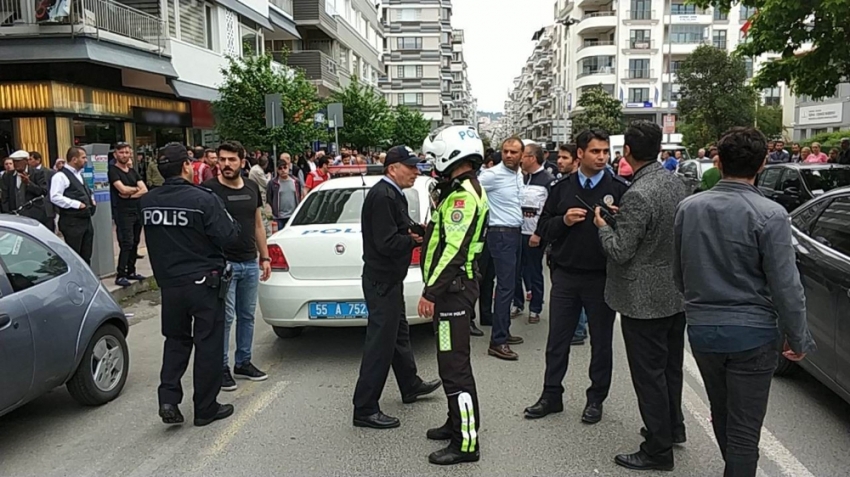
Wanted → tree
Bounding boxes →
[755,105,783,139]
[695,0,850,100]
[213,53,323,155]
[570,86,623,139]
[677,45,758,149]
[389,105,432,149]
[329,77,393,150]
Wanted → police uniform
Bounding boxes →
[421,170,489,465]
[140,144,239,426]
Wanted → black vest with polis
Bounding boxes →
[58,166,95,219]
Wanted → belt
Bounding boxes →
[488,226,521,232]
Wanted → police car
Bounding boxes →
[258,164,437,338]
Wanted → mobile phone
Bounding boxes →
[574,195,617,227]
[408,219,425,236]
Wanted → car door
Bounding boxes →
[677,161,699,193]
[0,235,35,413]
[757,167,784,202]
[775,169,805,212]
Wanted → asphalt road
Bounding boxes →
[1,291,849,477]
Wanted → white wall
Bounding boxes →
[237,0,269,17]
[169,40,230,90]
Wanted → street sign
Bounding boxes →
[663,114,676,134]
[327,102,344,128]
[264,93,283,128]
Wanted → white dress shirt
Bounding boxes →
[478,162,524,227]
[50,164,88,210]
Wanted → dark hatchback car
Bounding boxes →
[757,163,850,212]
[777,187,850,404]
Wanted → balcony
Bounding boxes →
[666,39,711,55]
[576,66,615,88]
[577,11,617,34]
[664,9,712,25]
[284,50,339,91]
[623,9,658,24]
[0,0,166,53]
[622,69,656,82]
[576,40,616,60]
[622,38,658,54]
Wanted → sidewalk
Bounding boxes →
[103,229,155,301]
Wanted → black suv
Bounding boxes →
[756,163,850,212]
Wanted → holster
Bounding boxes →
[203,263,233,300]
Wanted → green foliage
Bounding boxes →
[800,130,850,148]
[694,0,850,100]
[677,45,758,149]
[329,77,393,150]
[755,105,783,139]
[389,105,432,149]
[570,86,623,139]
[212,53,323,154]
[481,134,492,153]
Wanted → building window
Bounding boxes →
[442,32,450,44]
[399,8,420,21]
[452,52,461,62]
[168,0,214,50]
[452,72,462,82]
[397,37,422,50]
[240,23,260,57]
[713,8,728,20]
[398,93,423,106]
[629,88,650,103]
[763,87,781,106]
[397,65,423,78]
[630,0,651,19]
[668,60,683,73]
[441,7,450,20]
[628,58,650,77]
[740,5,756,19]
[744,57,753,78]
[669,25,706,44]
[712,30,727,49]
[663,83,682,101]
[670,3,696,14]
[339,47,350,71]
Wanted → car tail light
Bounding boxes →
[410,246,421,267]
[268,244,289,271]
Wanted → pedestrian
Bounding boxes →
[524,129,628,424]
[789,143,801,163]
[108,142,148,287]
[266,158,302,230]
[478,136,525,360]
[674,127,815,477]
[50,147,96,264]
[305,156,330,194]
[828,147,840,163]
[2,150,48,226]
[617,155,633,181]
[805,142,829,163]
[191,149,217,185]
[513,142,554,324]
[469,150,501,337]
[699,156,722,191]
[419,126,489,465]
[838,138,850,164]
[27,151,56,231]
[147,152,165,188]
[352,145,441,430]
[593,121,689,471]
[249,156,270,202]
[141,143,240,427]
[204,141,272,391]
[768,140,790,164]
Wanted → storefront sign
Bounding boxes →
[672,14,700,23]
[133,107,192,128]
[626,102,654,108]
[663,114,676,134]
[798,103,844,126]
[190,100,215,129]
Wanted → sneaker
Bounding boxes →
[114,277,132,287]
[510,306,523,317]
[234,362,268,381]
[528,312,540,324]
[222,368,237,391]
[127,273,146,281]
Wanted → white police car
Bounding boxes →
[258,165,436,338]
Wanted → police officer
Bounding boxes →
[524,129,629,424]
[419,125,489,466]
[140,143,240,427]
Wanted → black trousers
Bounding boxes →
[472,242,495,326]
[353,278,420,416]
[621,313,686,458]
[158,282,225,420]
[694,341,778,477]
[434,277,480,453]
[58,215,94,265]
[114,209,142,277]
[543,268,615,403]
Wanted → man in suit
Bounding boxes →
[593,121,689,471]
[28,151,56,232]
[1,150,49,226]
[50,147,96,264]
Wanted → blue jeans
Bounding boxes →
[513,235,545,314]
[223,260,260,368]
[487,228,522,345]
[574,308,588,340]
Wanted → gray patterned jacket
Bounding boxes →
[598,162,688,319]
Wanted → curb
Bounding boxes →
[110,276,157,302]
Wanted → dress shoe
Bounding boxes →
[428,446,480,465]
[523,396,563,419]
[426,421,452,440]
[402,379,442,404]
[353,411,400,429]
[488,344,518,360]
[158,404,184,425]
[115,277,132,287]
[470,322,484,337]
[640,427,687,444]
[194,403,234,427]
[581,402,603,424]
[127,273,146,281]
[614,449,674,471]
[506,335,524,345]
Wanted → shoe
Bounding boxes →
[571,336,586,345]
[194,403,235,427]
[506,335,524,345]
[488,344,518,360]
[402,379,442,404]
[470,322,485,337]
[524,396,563,419]
[159,404,184,425]
[353,411,400,429]
[234,362,268,381]
[510,306,523,317]
[127,273,146,281]
[640,427,687,445]
[221,368,237,391]
[582,402,603,424]
[528,313,540,324]
[614,449,674,471]
[426,421,452,440]
[428,446,480,465]
[114,277,132,287]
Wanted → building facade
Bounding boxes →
[789,84,850,141]
[450,29,476,125]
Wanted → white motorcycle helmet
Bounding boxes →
[422,125,484,174]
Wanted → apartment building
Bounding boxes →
[450,29,476,125]
[380,0,454,128]
[788,84,850,141]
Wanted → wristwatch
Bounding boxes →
[260,257,271,263]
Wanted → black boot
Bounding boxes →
[614,449,674,471]
[523,396,563,419]
[428,446,480,465]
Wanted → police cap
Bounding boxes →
[157,143,190,166]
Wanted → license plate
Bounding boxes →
[308,302,368,319]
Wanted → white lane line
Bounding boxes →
[681,349,815,477]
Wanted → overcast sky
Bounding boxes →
[452,0,555,113]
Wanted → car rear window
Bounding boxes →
[800,168,850,193]
[290,187,421,225]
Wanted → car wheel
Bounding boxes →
[67,324,129,406]
[773,356,797,376]
[273,326,303,339]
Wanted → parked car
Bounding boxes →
[757,163,850,212]
[778,187,850,404]
[0,216,129,417]
[676,159,715,194]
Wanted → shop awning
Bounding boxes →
[169,79,220,102]
[215,0,273,30]
[0,38,177,78]
[269,8,301,39]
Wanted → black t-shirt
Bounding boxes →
[203,178,262,262]
[108,164,142,211]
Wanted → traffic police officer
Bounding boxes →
[419,125,489,466]
[140,143,240,427]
